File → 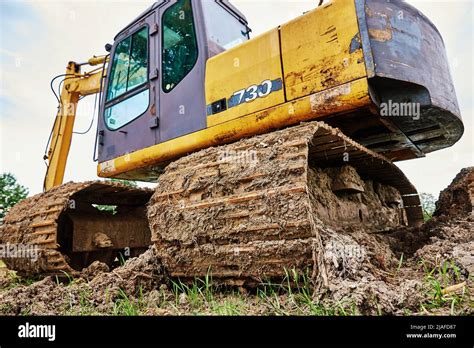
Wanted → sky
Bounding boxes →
[0,0,473,198]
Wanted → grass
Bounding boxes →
[0,271,37,292]
[1,267,359,316]
[112,287,145,316]
[5,258,471,316]
[166,267,359,316]
[78,289,97,315]
[170,270,214,311]
[419,258,470,315]
[118,252,127,267]
[211,298,245,315]
[97,268,360,316]
[257,269,358,316]
[0,302,14,314]
[58,270,76,286]
[396,253,404,274]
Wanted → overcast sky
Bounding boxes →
[1,0,472,198]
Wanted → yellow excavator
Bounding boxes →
[0,0,463,284]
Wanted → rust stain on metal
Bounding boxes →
[310,84,352,113]
[368,28,393,42]
[256,110,270,122]
[285,71,304,87]
[365,4,374,18]
[213,129,238,143]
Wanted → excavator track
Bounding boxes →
[0,182,152,277]
[1,122,423,282]
[148,121,423,285]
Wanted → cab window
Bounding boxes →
[162,0,198,93]
[202,0,249,53]
[105,27,149,130]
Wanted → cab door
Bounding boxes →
[98,12,159,162]
[157,0,207,142]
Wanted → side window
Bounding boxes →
[202,0,249,53]
[107,36,131,100]
[162,0,198,93]
[105,27,149,130]
[104,90,150,130]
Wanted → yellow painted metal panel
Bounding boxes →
[99,78,371,180]
[44,63,80,191]
[44,62,105,190]
[68,71,103,96]
[280,0,366,101]
[205,28,285,127]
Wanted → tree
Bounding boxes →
[0,173,29,223]
[105,178,138,188]
[419,192,436,221]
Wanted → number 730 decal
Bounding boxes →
[228,78,283,108]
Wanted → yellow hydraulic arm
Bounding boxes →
[44,56,107,191]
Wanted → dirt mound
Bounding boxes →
[319,209,473,314]
[408,167,473,278]
[0,246,163,315]
[311,167,474,314]
[435,167,474,218]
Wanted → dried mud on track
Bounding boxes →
[0,168,472,315]
[148,122,418,284]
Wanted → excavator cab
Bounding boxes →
[98,0,250,168]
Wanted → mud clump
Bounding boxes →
[81,261,110,281]
[0,246,163,315]
[88,245,163,296]
[413,167,474,276]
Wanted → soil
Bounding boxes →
[0,246,163,315]
[0,167,472,316]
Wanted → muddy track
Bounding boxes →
[1,121,423,282]
[0,182,152,276]
[148,121,423,285]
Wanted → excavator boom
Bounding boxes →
[44,58,106,191]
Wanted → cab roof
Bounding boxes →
[114,0,248,40]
